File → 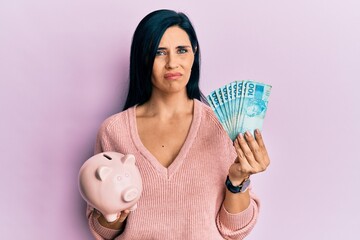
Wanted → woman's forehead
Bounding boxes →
[158,26,191,48]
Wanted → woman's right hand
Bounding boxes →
[96,209,130,230]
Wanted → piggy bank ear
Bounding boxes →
[121,154,135,165]
[96,166,112,181]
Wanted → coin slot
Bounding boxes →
[103,154,112,160]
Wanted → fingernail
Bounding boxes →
[238,133,243,139]
[255,129,260,134]
[245,131,251,137]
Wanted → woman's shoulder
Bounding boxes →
[196,100,222,126]
[194,99,229,138]
[98,107,133,133]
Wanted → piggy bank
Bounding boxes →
[78,152,143,222]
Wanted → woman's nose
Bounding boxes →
[165,52,179,69]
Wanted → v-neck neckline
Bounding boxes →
[129,99,201,179]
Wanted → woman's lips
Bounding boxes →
[164,72,182,80]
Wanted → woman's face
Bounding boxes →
[151,26,195,96]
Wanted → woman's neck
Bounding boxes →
[137,91,193,119]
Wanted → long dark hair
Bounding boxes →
[123,9,207,110]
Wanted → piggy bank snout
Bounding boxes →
[122,187,140,202]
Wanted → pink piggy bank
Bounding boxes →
[78,152,143,222]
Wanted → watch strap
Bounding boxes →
[225,175,250,193]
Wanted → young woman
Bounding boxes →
[86,9,270,240]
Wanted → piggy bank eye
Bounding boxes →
[116,176,122,181]
[125,173,130,178]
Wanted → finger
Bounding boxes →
[118,210,130,222]
[244,131,264,164]
[93,209,101,218]
[234,136,253,171]
[237,133,257,168]
[254,129,270,166]
[254,129,265,148]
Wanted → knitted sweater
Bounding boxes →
[87,99,260,240]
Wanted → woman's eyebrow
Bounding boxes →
[157,45,192,49]
[176,45,192,48]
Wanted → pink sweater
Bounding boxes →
[87,99,260,240]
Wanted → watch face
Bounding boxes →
[240,179,251,192]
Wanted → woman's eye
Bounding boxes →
[156,50,166,56]
[178,48,188,54]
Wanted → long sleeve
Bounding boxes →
[216,190,260,239]
[86,205,122,240]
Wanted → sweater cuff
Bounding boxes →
[219,199,255,230]
[90,213,122,239]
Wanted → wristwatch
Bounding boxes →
[225,175,251,193]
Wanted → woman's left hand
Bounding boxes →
[228,129,270,185]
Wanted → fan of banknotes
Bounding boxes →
[206,80,272,141]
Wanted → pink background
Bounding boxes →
[1,0,359,239]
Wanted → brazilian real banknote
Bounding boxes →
[207,80,272,141]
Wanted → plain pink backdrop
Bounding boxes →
[1,0,359,239]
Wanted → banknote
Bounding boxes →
[240,81,272,135]
[235,81,246,139]
[207,90,229,133]
[226,83,235,133]
[220,85,233,134]
[207,80,272,141]
[215,88,232,133]
[226,83,233,117]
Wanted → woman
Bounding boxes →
[86,9,270,240]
